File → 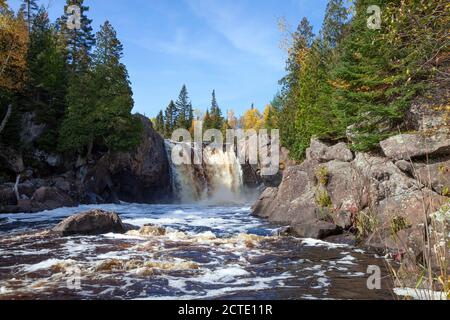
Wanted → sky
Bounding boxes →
[9,0,329,117]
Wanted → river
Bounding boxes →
[0,202,393,300]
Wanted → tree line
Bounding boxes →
[271,0,448,160]
[153,86,280,139]
[0,0,141,161]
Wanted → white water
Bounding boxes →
[165,141,244,203]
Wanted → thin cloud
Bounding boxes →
[185,0,284,70]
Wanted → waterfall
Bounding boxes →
[164,141,244,203]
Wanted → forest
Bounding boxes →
[0,0,142,163]
[1,0,449,163]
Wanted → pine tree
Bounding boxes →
[329,0,400,150]
[164,100,176,137]
[58,0,95,73]
[59,20,141,155]
[280,17,315,93]
[174,85,193,130]
[209,90,223,130]
[22,7,68,152]
[320,0,348,49]
[203,108,212,131]
[154,110,165,136]
[19,0,38,34]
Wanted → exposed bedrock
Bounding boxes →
[253,136,449,253]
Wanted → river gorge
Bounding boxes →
[0,142,395,300]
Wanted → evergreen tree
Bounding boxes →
[59,20,141,155]
[280,17,315,93]
[209,90,223,129]
[19,0,38,34]
[154,110,165,136]
[203,108,212,131]
[329,0,402,150]
[320,0,348,49]
[21,7,68,152]
[174,85,193,130]
[58,0,95,72]
[164,100,176,137]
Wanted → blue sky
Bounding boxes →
[9,0,329,117]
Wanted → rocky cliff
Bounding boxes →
[253,101,449,254]
[0,114,171,213]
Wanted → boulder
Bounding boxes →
[0,186,16,206]
[413,160,450,195]
[31,187,75,211]
[380,133,450,161]
[52,210,126,236]
[306,139,354,163]
[290,221,342,239]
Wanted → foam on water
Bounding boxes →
[0,203,392,300]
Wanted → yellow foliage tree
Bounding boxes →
[262,104,278,129]
[241,107,264,132]
[0,5,28,91]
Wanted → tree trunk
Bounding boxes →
[14,174,21,202]
[0,104,12,135]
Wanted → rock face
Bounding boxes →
[380,133,450,160]
[107,114,171,203]
[31,187,76,211]
[253,137,449,247]
[0,114,172,213]
[306,139,354,163]
[52,210,126,236]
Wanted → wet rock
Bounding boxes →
[306,139,354,163]
[290,221,342,240]
[52,209,126,236]
[325,233,357,246]
[380,133,450,161]
[251,187,278,218]
[127,224,166,237]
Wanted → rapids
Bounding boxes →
[0,142,394,300]
[0,203,393,300]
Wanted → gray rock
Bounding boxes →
[290,221,342,240]
[20,112,46,145]
[333,211,353,230]
[52,210,126,236]
[413,160,450,195]
[380,133,450,161]
[108,114,171,203]
[395,160,415,174]
[31,187,75,211]
[306,139,354,163]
